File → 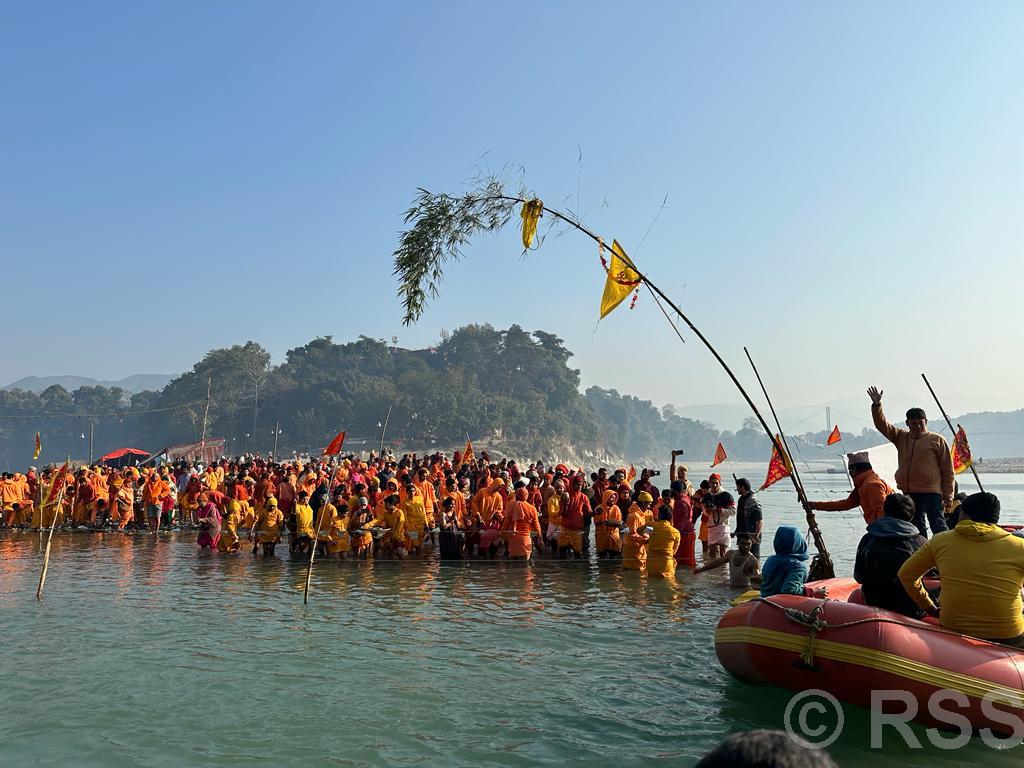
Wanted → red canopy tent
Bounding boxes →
[99,447,150,467]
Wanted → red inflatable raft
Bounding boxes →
[715,578,1024,732]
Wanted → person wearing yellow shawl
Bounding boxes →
[370,493,406,558]
[646,507,681,578]
[218,498,242,553]
[203,465,219,493]
[402,482,428,555]
[622,492,654,570]
[290,490,315,555]
[256,497,284,556]
[323,491,351,558]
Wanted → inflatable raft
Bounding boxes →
[715,578,1024,732]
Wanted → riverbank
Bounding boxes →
[976,458,1024,473]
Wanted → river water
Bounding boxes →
[2,473,1022,767]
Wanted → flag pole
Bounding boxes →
[379,407,393,456]
[743,348,834,577]
[303,476,330,605]
[36,459,70,600]
[921,373,984,492]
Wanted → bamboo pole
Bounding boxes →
[303,473,333,605]
[744,348,834,576]
[199,378,212,462]
[379,407,392,456]
[36,462,70,600]
[921,373,984,492]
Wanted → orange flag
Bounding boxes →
[759,435,793,491]
[711,442,728,467]
[626,464,637,484]
[826,425,842,446]
[951,425,973,475]
[34,432,41,460]
[323,430,346,456]
[463,440,474,464]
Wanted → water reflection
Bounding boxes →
[4,504,1024,768]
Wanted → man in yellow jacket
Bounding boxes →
[898,492,1024,646]
[290,491,315,556]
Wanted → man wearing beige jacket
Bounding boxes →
[867,386,954,537]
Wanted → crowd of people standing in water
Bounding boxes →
[1,445,716,578]
[4,386,1024,647]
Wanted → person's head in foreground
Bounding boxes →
[961,492,1000,525]
[696,729,838,767]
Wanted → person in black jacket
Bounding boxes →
[854,493,927,616]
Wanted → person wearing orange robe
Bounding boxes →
[646,507,681,578]
[622,492,655,571]
[0,473,23,526]
[474,478,505,524]
[109,475,135,530]
[594,489,623,558]
[349,496,374,559]
[557,476,590,558]
[142,471,169,532]
[72,472,95,526]
[505,487,542,559]
[413,466,438,528]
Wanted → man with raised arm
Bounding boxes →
[867,386,954,537]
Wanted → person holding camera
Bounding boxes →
[669,450,694,496]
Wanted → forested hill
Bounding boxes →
[1,324,1021,468]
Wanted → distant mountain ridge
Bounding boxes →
[4,374,175,395]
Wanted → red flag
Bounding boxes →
[626,464,637,484]
[826,425,841,446]
[711,443,728,467]
[759,436,792,491]
[323,430,346,456]
[952,425,973,475]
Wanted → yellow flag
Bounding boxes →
[34,432,41,460]
[599,240,640,318]
[520,199,543,249]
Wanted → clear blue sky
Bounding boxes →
[2,2,1020,414]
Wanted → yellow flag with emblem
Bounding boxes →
[599,240,641,319]
[520,199,543,249]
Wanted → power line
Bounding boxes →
[0,400,206,420]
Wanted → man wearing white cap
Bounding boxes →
[805,451,893,525]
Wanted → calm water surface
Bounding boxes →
[3,474,1022,767]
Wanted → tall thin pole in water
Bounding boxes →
[744,347,833,577]
[379,407,393,455]
[921,373,984,492]
[303,475,332,605]
[37,460,70,600]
